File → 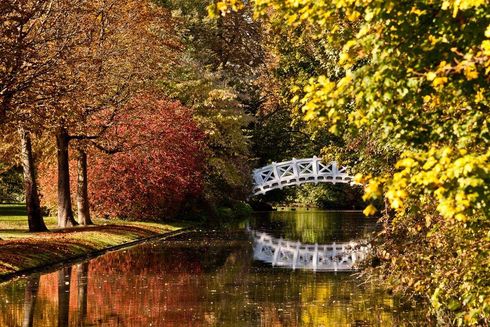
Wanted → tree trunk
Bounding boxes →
[19,128,48,232]
[57,267,72,327]
[76,262,89,326]
[56,127,78,228]
[77,150,93,225]
[22,274,40,327]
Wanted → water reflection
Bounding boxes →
[252,210,378,244]
[21,274,39,327]
[251,230,370,271]
[0,211,427,326]
[76,262,89,327]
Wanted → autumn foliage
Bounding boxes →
[87,95,205,220]
[38,95,205,220]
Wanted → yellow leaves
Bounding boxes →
[464,62,479,80]
[442,0,486,17]
[482,40,490,56]
[411,6,427,16]
[207,0,244,18]
[363,180,382,201]
[347,10,360,22]
[386,190,407,209]
[363,204,377,216]
[389,147,490,221]
[475,88,485,103]
[432,76,448,88]
[354,173,364,184]
[486,25,490,38]
[216,2,229,12]
[396,157,417,169]
[287,13,298,25]
[428,35,439,46]
[426,71,437,81]
[338,52,351,66]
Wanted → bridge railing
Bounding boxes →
[252,156,355,195]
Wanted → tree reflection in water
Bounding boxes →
[22,273,40,327]
[0,211,427,326]
[58,266,72,327]
[77,262,89,326]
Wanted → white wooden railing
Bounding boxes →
[252,156,355,196]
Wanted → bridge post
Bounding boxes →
[271,162,281,188]
[312,156,319,184]
[291,158,299,183]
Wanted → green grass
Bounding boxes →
[0,204,194,276]
[0,204,55,239]
[0,203,189,240]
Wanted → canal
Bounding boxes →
[0,210,427,326]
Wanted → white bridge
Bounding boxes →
[252,231,370,272]
[252,156,355,196]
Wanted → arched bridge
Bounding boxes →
[252,156,355,196]
[252,231,370,272]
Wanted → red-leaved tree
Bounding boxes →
[88,95,206,220]
[38,94,206,220]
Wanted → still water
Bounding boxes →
[0,210,427,326]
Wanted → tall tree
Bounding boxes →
[76,149,92,225]
[0,0,84,231]
[49,0,179,227]
[158,0,264,209]
[19,128,47,231]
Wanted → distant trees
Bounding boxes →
[157,0,260,211]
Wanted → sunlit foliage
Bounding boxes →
[211,0,489,324]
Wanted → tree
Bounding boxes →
[158,1,264,211]
[38,0,180,227]
[0,0,84,231]
[88,94,206,220]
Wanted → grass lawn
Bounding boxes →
[0,204,193,278]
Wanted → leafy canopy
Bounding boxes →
[211,0,489,323]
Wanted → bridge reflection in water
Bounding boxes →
[251,230,370,272]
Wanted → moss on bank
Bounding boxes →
[0,204,192,278]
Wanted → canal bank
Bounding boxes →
[0,204,194,281]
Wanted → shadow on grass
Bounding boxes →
[52,224,162,238]
[0,229,30,233]
[0,205,27,217]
